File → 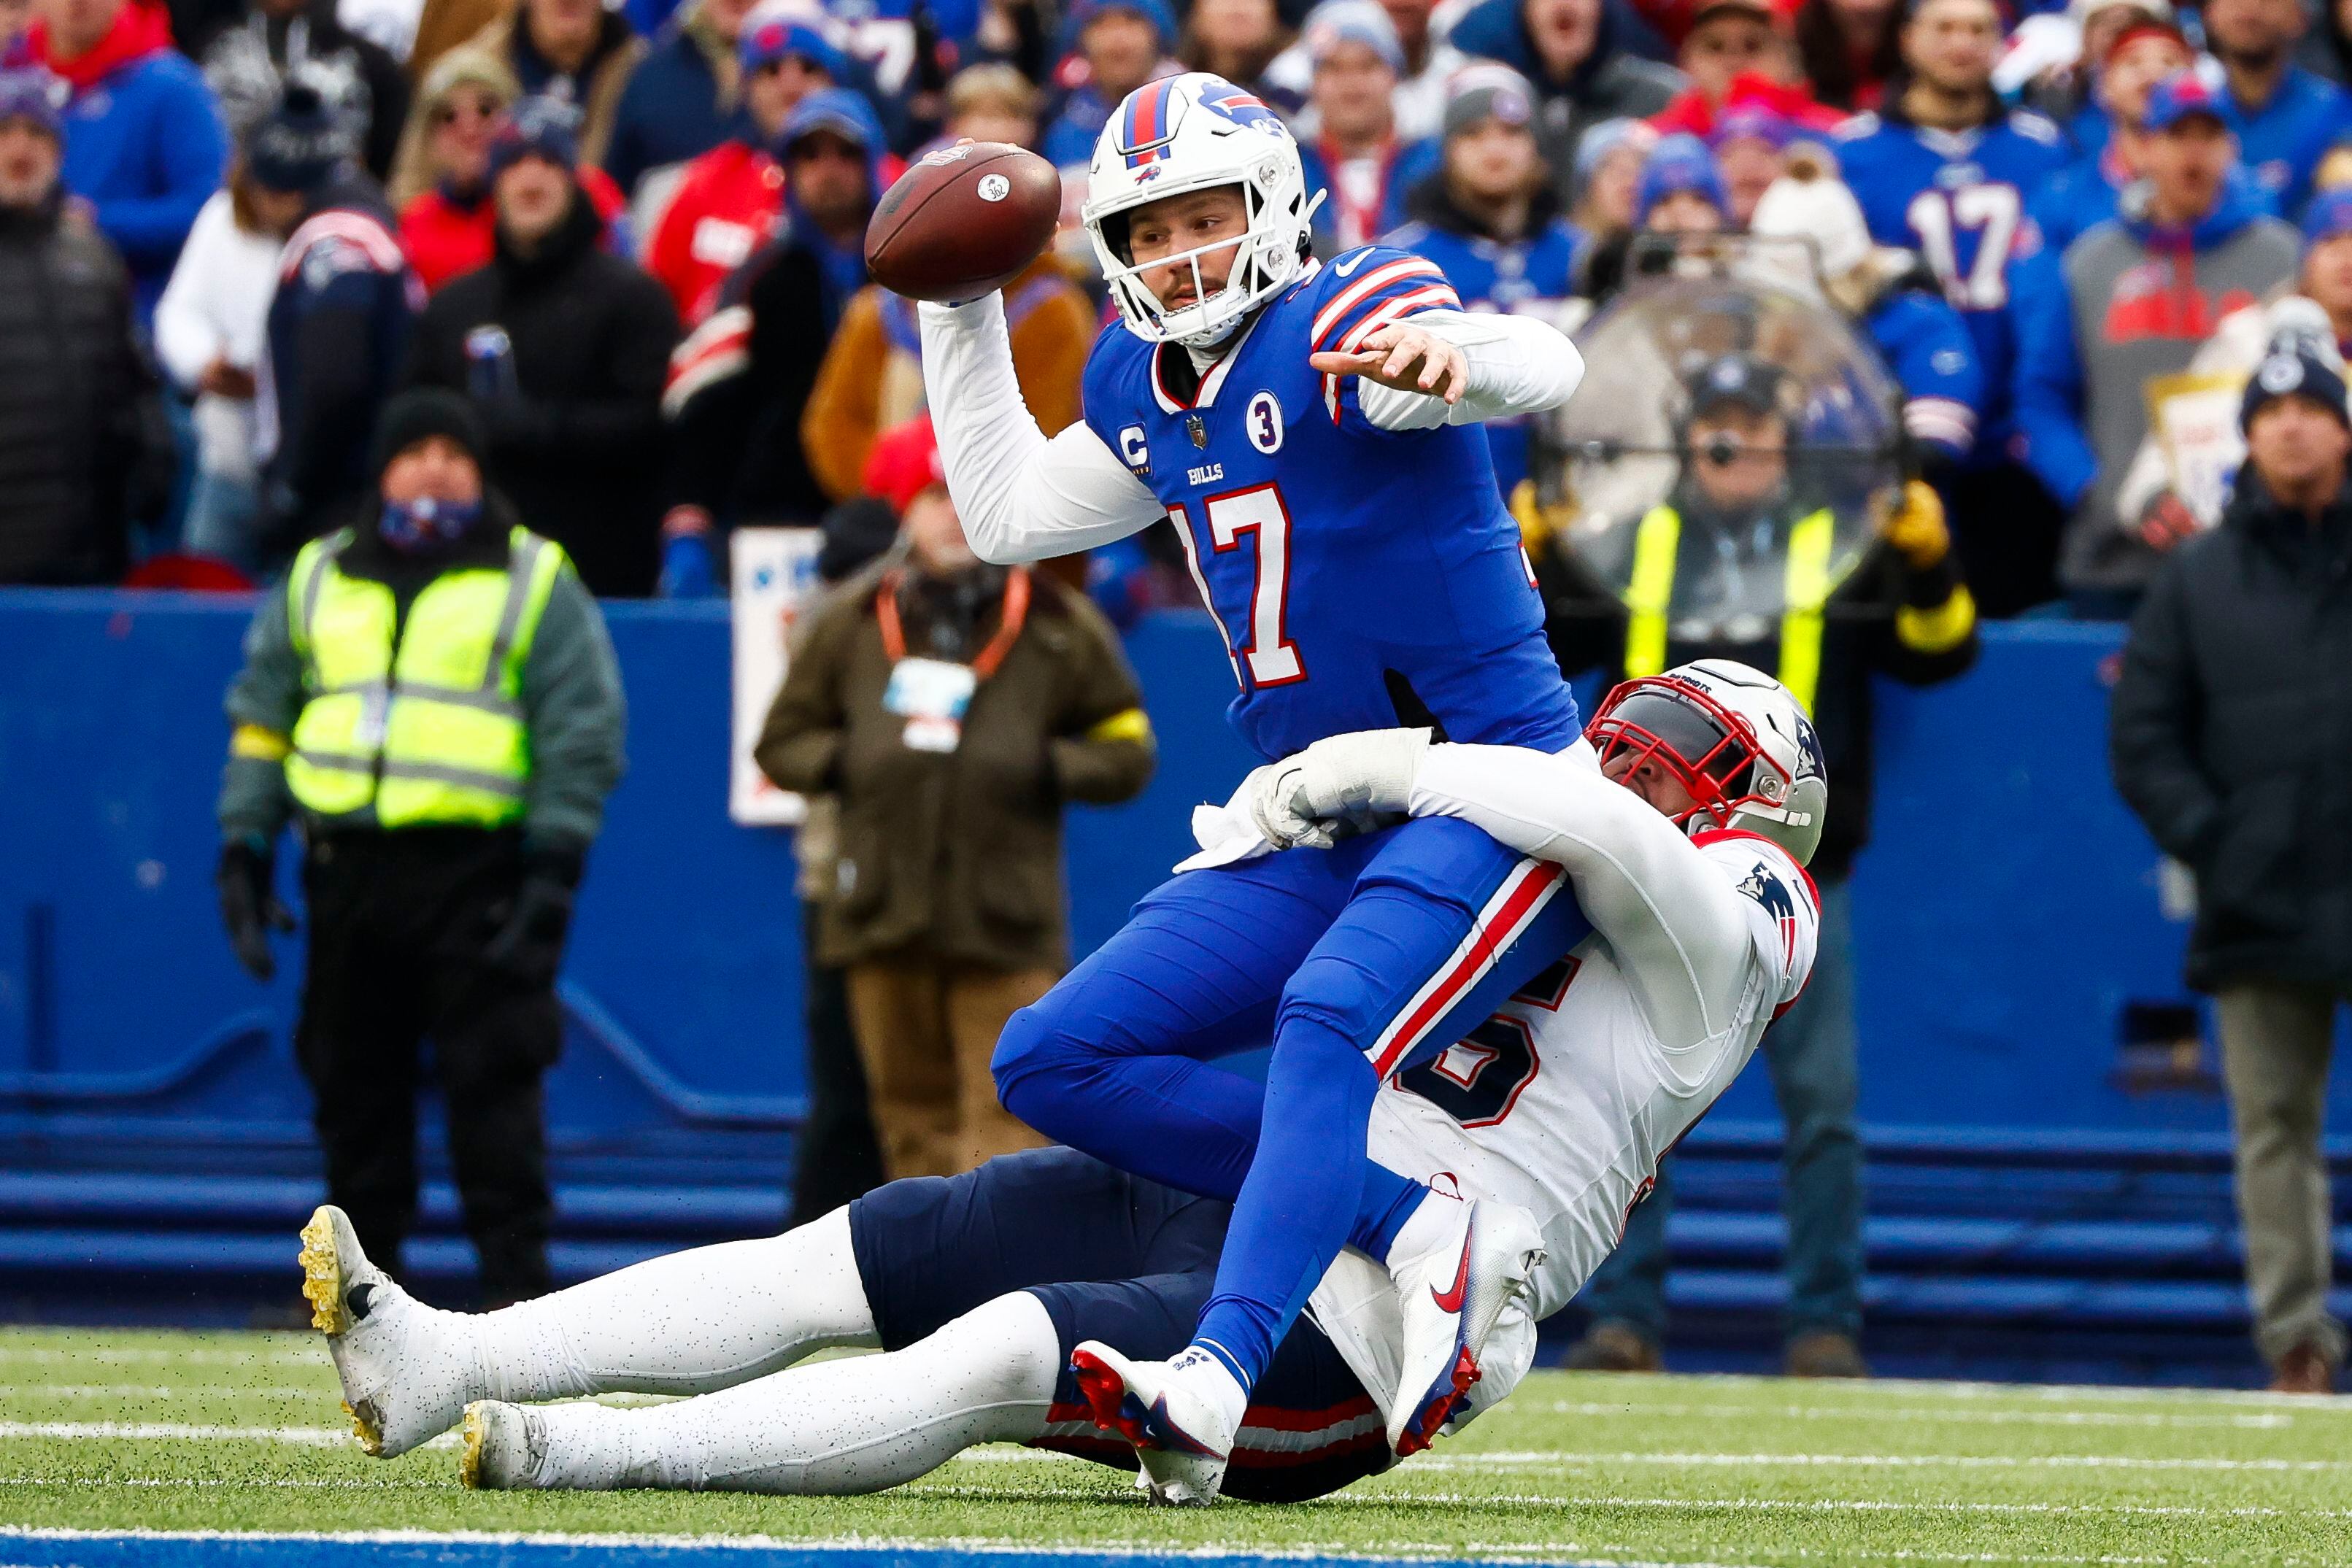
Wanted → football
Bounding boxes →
[863,142,1063,304]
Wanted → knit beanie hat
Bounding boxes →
[1442,64,1537,140]
[371,389,488,481]
[487,96,581,182]
[2240,349,2352,433]
[1635,134,1728,226]
[0,69,62,141]
[247,82,357,195]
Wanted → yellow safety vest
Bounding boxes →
[1622,504,1835,714]
[282,525,565,828]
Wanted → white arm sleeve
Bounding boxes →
[1357,309,1586,433]
[917,296,1165,565]
[1407,744,1754,1051]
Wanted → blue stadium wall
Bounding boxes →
[0,592,2343,1377]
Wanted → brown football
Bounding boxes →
[864,142,1063,303]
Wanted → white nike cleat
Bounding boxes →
[1385,1199,1546,1456]
[298,1204,478,1457]
[460,1399,550,1489]
[1068,1342,1239,1506]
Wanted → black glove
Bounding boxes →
[482,849,583,988]
[217,839,295,982]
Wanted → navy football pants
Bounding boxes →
[849,1146,1390,1502]
[990,815,1591,1389]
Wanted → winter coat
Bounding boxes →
[257,174,417,563]
[153,188,279,482]
[799,257,1093,505]
[455,4,644,174]
[196,0,412,180]
[600,0,737,196]
[406,188,682,596]
[640,132,783,325]
[755,561,1156,971]
[2110,471,2352,994]
[1448,0,1681,207]
[2010,177,2300,595]
[0,193,171,584]
[31,0,230,321]
[398,163,628,294]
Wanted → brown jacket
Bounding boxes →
[799,255,1097,505]
[755,561,1155,971]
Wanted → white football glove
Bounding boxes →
[1246,728,1433,850]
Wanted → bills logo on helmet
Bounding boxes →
[1197,81,1287,136]
[1738,864,1801,969]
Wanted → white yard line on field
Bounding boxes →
[0,1421,452,1447]
[0,1385,330,1399]
[1421,1450,2348,1472]
[1533,1402,2293,1430]
[0,1347,320,1368]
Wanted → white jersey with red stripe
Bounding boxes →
[1303,743,1820,1424]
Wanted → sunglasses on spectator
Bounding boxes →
[433,96,505,128]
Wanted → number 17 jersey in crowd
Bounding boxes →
[1079,245,1584,762]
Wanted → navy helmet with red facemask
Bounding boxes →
[1586,658,1829,867]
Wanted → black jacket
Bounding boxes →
[406,190,681,597]
[0,194,169,584]
[666,226,856,532]
[1542,515,1978,883]
[2110,472,2352,994]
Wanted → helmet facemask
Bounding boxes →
[1586,679,1793,837]
[1093,175,1319,347]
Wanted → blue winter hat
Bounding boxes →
[1635,134,1728,226]
[1301,0,1404,72]
[1063,0,1179,55]
[2241,348,2351,433]
[0,69,61,141]
[778,85,883,158]
[740,15,847,80]
[2304,185,2352,247]
[247,81,358,195]
[486,96,581,182]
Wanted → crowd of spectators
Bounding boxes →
[2,0,2351,619]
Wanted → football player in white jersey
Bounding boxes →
[294,658,1821,1505]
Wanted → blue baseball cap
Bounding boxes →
[1635,134,1728,226]
[2143,70,2228,134]
[779,85,883,158]
[2304,185,2352,247]
[740,16,847,80]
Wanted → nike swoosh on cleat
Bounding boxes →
[1431,1238,1471,1313]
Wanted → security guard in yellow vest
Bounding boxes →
[215,390,626,1308]
[1533,352,1976,1383]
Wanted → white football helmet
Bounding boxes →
[1586,658,1829,867]
[1083,72,1323,347]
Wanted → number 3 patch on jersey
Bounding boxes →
[1246,390,1284,454]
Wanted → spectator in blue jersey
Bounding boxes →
[1833,0,2070,613]
[601,0,763,197]
[2010,70,2300,611]
[1385,69,1584,499]
[1749,157,1986,468]
[1293,1,1438,252]
[26,0,228,321]
[2203,0,2352,218]
[1450,0,1683,209]
[2030,18,2199,256]
[246,82,418,565]
[1039,0,1179,171]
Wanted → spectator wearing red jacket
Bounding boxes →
[641,16,843,327]
[1650,0,1840,136]
[400,73,629,294]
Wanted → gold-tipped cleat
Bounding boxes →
[298,1205,350,1335]
[459,1402,487,1489]
[343,1397,383,1456]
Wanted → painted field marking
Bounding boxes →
[0,1384,331,1399]
[1420,1450,2351,1472]
[0,1422,455,1447]
[1534,1401,2297,1429]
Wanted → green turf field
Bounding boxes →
[0,1326,2345,1567]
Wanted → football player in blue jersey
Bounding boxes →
[1832,0,2072,609]
[920,71,1592,1496]
[1384,67,1586,500]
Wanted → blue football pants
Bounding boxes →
[992,814,1591,1391]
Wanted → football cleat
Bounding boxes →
[1386,1199,1545,1456]
[1069,1342,1238,1506]
[298,1204,477,1457]
[460,1399,550,1489]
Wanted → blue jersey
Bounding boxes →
[1865,285,1984,464]
[1383,211,1587,500]
[2220,65,2352,220]
[1080,246,1581,761]
[1834,108,2070,456]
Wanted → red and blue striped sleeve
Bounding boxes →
[1308,247,1465,425]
